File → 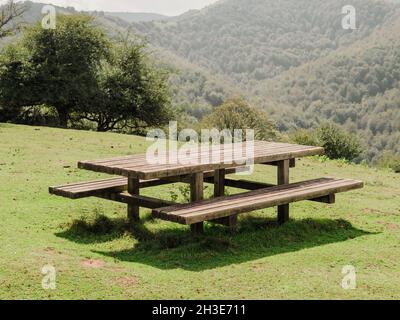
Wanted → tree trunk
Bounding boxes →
[57,109,69,128]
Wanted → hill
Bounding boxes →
[1,123,399,299]
[1,0,399,161]
[132,0,398,89]
[258,9,400,162]
[104,12,169,23]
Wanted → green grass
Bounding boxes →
[0,123,399,299]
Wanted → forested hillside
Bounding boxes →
[132,0,398,89]
[1,0,399,163]
[259,10,400,162]
[128,0,400,162]
[104,12,168,23]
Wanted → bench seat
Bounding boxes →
[152,178,364,225]
[49,177,128,199]
[48,167,250,200]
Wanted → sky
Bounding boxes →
[21,0,220,16]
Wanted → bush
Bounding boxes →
[317,124,362,161]
[200,98,277,141]
[376,152,400,173]
[291,124,362,161]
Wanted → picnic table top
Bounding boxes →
[78,141,324,180]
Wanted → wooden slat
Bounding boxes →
[49,177,128,199]
[204,177,275,190]
[152,178,364,225]
[98,192,175,209]
[78,141,324,179]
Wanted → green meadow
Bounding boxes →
[0,123,399,299]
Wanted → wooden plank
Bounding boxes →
[155,178,331,214]
[190,172,204,234]
[49,167,249,200]
[49,177,128,199]
[312,193,336,204]
[217,178,274,190]
[277,159,290,224]
[264,158,296,168]
[98,192,175,209]
[152,178,363,225]
[77,141,324,179]
[127,176,140,222]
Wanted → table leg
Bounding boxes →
[214,168,225,198]
[190,172,204,234]
[277,159,290,224]
[127,176,140,222]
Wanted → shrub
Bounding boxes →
[200,98,277,141]
[376,152,400,173]
[291,124,362,161]
[317,124,362,161]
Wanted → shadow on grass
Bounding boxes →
[56,213,373,271]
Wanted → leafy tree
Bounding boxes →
[81,42,172,132]
[0,14,110,127]
[317,124,362,161]
[291,124,362,161]
[201,98,277,141]
[376,151,400,173]
[0,0,25,38]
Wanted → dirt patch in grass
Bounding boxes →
[81,259,106,269]
[115,276,139,287]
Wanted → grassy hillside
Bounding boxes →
[0,123,399,299]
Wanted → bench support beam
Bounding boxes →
[190,172,204,234]
[277,160,290,224]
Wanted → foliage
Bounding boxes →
[0,0,25,38]
[291,124,362,161]
[134,0,395,89]
[81,41,172,132]
[0,14,110,127]
[201,98,277,141]
[0,14,172,132]
[127,0,400,162]
[376,151,400,173]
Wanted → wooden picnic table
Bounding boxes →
[50,141,363,235]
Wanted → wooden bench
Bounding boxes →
[152,178,363,229]
[48,167,248,207]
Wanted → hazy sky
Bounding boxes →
[23,0,220,16]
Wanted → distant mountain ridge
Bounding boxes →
[104,12,169,23]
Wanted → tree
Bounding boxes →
[80,41,172,132]
[291,123,362,161]
[376,151,400,173]
[0,0,25,38]
[201,98,277,141]
[0,14,110,127]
